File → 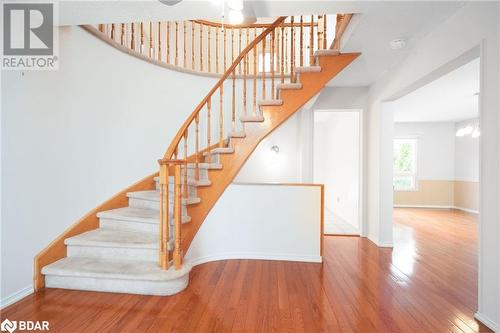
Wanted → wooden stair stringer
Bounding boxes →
[181,53,360,254]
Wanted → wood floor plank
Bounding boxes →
[1,208,492,333]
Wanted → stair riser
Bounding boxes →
[99,218,190,234]
[45,274,189,296]
[128,198,188,214]
[182,168,209,180]
[67,245,157,262]
[204,153,221,164]
[154,182,197,197]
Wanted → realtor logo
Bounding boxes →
[0,319,17,333]
[2,2,58,70]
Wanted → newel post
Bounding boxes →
[158,160,170,269]
[173,162,183,269]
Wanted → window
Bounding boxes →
[393,138,418,191]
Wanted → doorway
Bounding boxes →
[313,110,361,235]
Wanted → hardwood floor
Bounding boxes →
[1,208,491,332]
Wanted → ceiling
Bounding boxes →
[59,1,464,87]
[392,58,479,123]
[328,1,465,86]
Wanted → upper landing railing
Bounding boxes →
[92,14,352,76]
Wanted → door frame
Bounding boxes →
[311,108,365,236]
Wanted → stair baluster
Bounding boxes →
[166,22,170,63]
[323,15,327,50]
[199,23,203,72]
[158,22,162,61]
[253,34,257,115]
[238,28,242,75]
[183,132,188,200]
[216,26,220,73]
[206,98,212,163]
[131,23,135,50]
[280,25,285,83]
[219,85,224,147]
[290,17,295,83]
[231,28,234,64]
[262,33,266,99]
[317,16,321,51]
[208,26,211,72]
[223,27,227,71]
[243,53,247,115]
[149,22,153,58]
[121,23,125,46]
[159,161,170,269]
[232,70,236,132]
[175,21,179,66]
[183,21,187,68]
[173,162,183,269]
[300,16,303,66]
[195,115,200,180]
[284,26,288,74]
[140,22,144,54]
[309,15,314,65]
[191,22,195,70]
[271,29,275,99]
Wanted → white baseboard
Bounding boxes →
[453,206,479,214]
[394,204,479,214]
[187,253,323,267]
[475,312,500,332]
[394,204,451,209]
[0,285,33,309]
[366,235,393,248]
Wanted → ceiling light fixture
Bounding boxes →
[227,0,243,10]
[158,0,183,6]
[228,9,244,24]
[390,38,407,50]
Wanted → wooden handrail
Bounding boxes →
[191,19,318,29]
[161,16,287,160]
[331,14,353,50]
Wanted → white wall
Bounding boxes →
[0,26,218,303]
[236,87,368,184]
[394,122,456,180]
[234,112,303,183]
[313,111,360,229]
[455,119,480,182]
[186,183,322,264]
[366,2,499,329]
[313,87,369,110]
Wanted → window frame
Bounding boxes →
[393,136,419,192]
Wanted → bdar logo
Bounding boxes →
[0,319,17,333]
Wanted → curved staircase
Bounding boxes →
[38,15,359,296]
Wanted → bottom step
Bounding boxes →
[42,257,191,296]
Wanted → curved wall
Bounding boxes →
[1,25,218,301]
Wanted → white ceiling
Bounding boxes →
[328,1,465,86]
[59,1,464,87]
[393,58,480,123]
